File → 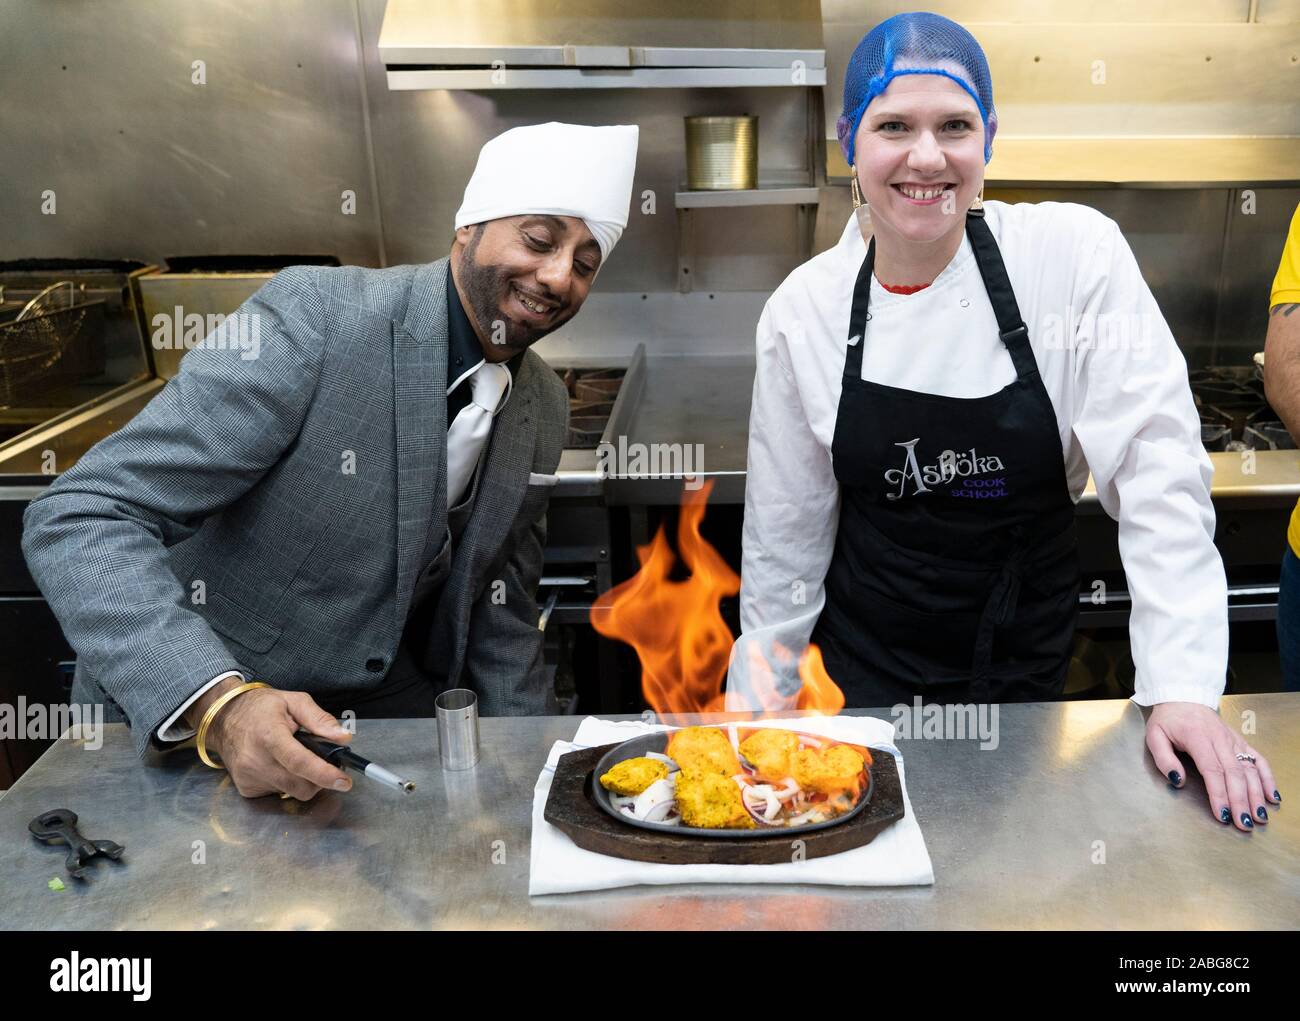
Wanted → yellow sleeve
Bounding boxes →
[1272,203,1300,307]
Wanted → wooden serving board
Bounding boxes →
[543,742,906,865]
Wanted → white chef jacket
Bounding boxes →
[733,200,1228,710]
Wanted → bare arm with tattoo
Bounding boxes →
[1264,302,1300,436]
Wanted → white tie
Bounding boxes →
[445,361,511,508]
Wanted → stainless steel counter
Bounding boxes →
[602,353,1300,507]
[1,695,1296,930]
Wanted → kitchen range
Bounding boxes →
[0,0,1297,959]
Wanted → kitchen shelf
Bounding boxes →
[378,0,827,91]
[826,137,1300,189]
[387,66,826,91]
[674,185,820,208]
[675,187,818,292]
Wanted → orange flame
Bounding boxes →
[795,643,847,715]
[591,481,844,718]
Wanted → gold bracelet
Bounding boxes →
[196,681,270,769]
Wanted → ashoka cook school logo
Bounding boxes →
[883,438,1008,501]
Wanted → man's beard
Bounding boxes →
[459,230,576,353]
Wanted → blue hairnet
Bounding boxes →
[837,12,997,167]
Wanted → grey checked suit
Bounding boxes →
[22,258,569,758]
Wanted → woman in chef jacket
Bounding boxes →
[733,12,1280,830]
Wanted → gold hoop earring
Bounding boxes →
[850,165,864,209]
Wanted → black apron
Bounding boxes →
[810,209,1079,707]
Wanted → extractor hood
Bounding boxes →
[379,0,826,90]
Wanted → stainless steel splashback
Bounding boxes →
[0,0,383,268]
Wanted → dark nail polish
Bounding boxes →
[1220,807,1231,823]
[1274,789,1281,802]
[1257,806,1268,821]
[1240,813,1254,829]
[1168,770,1182,787]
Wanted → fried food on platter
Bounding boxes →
[792,744,866,795]
[664,726,740,777]
[674,770,756,829]
[738,728,800,782]
[598,756,670,796]
[602,727,872,830]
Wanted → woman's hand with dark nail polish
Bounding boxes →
[1257,806,1268,822]
[1240,812,1254,829]
[1146,703,1277,831]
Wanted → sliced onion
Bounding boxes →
[771,777,800,800]
[632,778,676,820]
[786,807,827,827]
[741,796,781,826]
[609,794,635,809]
[726,723,740,754]
[743,798,781,826]
[645,751,679,770]
[797,734,825,748]
[741,784,782,822]
[641,799,677,824]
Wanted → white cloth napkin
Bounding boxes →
[529,715,935,895]
[446,360,510,507]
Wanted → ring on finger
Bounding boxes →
[1235,752,1257,765]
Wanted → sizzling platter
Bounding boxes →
[592,725,874,839]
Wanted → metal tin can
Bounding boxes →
[684,115,758,190]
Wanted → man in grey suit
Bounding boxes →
[22,122,640,800]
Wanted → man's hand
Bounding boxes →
[185,677,353,800]
[1146,701,1280,831]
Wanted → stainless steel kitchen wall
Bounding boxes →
[1,0,1296,364]
[0,0,816,295]
[0,0,385,267]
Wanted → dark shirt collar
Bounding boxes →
[446,264,486,395]
[445,262,527,398]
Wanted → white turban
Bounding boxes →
[454,122,639,264]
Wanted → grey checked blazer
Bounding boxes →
[22,258,569,758]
